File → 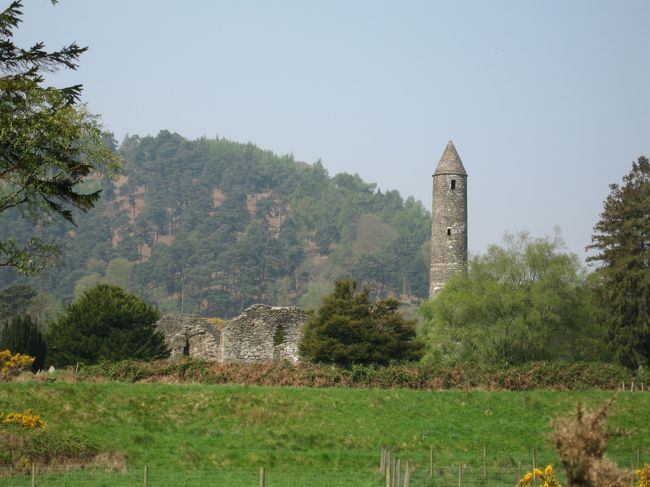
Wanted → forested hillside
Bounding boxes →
[0,131,431,318]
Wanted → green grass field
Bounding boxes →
[1,381,649,486]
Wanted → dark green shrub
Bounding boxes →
[299,280,423,366]
[0,315,46,371]
[46,284,169,366]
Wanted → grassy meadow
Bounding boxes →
[1,381,650,485]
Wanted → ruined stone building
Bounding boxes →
[157,142,467,361]
[429,141,468,297]
[156,304,309,363]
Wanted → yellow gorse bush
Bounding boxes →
[0,410,45,429]
[516,463,649,487]
[517,464,563,487]
[0,349,34,380]
[636,464,650,487]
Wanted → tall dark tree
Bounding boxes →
[0,284,36,319]
[46,284,168,366]
[299,280,423,366]
[0,314,46,371]
[587,156,650,368]
[0,1,120,273]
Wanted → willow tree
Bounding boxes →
[421,231,605,365]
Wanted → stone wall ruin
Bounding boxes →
[155,304,310,363]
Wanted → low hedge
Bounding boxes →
[76,359,648,391]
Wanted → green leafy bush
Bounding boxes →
[420,231,609,365]
[0,411,99,475]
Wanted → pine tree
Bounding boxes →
[299,280,423,366]
[587,156,650,368]
[0,314,46,371]
[0,285,37,320]
[0,1,120,273]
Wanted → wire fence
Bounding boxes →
[0,469,529,487]
[1,449,647,487]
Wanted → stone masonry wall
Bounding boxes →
[155,314,222,361]
[430,172,468,296]
[155,304,310,363]
[222,304,309,363]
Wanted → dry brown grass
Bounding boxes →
[552,398,634,487]
[92,451,127,473]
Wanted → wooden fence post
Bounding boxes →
[31,463,35,487]
[403,460,411,487]
[483,445,488,479]
[259,466,265,487]
[386,454,391,487]
[396,458,401,487]
[392,457,398,487]
[143,465,148,487]
[429,447,434,478]
[532,448,536,473]
[458,463,462,487]
[380,447,386,475]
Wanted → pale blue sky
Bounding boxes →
[14,0,650,260]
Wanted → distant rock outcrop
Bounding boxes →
[155,304,310,363]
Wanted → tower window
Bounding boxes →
[450,179,456,190]
[446,227,451,236]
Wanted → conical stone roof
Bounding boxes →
[434,140,467,176]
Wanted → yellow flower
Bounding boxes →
[523,472,533,482]
[0,349,34,381]
[545,464,554,476]
[0,409,45,429]
[533,468,544,478]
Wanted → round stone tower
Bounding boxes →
[429,141,468,297]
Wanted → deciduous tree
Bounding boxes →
[421,231,606,365]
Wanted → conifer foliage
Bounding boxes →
[588,156,650,368]
[0,1,120,273]
[0,314,45,371]
[46,284,168,366]
[299,280,423,366]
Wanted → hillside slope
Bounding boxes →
[0,132,431,317]
[2,382,648,485]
